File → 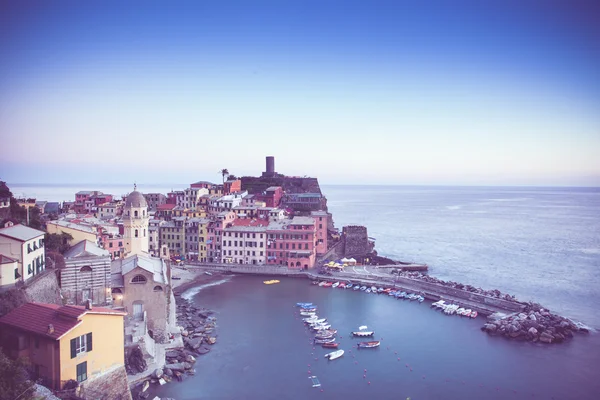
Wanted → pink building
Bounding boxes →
[206,211,235,263]
[311,211,328,255]
[256,186,283,208]
[99,235,125,259]
[266,216,316,269]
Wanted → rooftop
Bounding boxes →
[0,303,125,340]
[47,220,97,234]
[0,224,45,242]
[64,240,110,259]
[291,216,315,226]
[0,254,17,264]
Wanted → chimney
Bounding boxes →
[47,324,54,335]
[85,299,92,310]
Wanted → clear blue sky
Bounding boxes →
[1,0,599,186]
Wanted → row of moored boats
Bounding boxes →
[297,302,344,361]
[314,281,425,302]
[431,300,478,318]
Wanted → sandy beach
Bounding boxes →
[170,265,228,295]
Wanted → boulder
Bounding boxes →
[539,332,554,344]
[529,314,537,321]
[483,324,497,333]
[151,368,163,380]
[163,368,173,377]
[528,327,538,337]
[165,363,186,372]
[181,330,189,337]
[185,354,196,363]
[166,351,181,358]
[184,362,192,370]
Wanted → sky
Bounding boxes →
[1,0,599,186]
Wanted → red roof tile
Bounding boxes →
[232,219,268,227]
[0,303,126,340]
[157,204,176,211]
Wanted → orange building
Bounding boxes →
[0,302,126,391]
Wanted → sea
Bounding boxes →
[9,183,600,399]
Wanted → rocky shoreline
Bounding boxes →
[481,302,590,344]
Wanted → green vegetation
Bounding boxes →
[0,348,34,400]
[44,233,73,254]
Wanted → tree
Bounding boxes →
[219,168,229,184]
[0,348,34,400]
[45,233,73,254]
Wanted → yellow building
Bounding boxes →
[0,302,127,392]
[46,220,98,246]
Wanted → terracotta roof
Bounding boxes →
[157,204,176,211]
[0,303,126,340]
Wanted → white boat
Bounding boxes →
[318,282,326,287]
[309,318,327,324]
[457,308,466,315]
[324,349,344,360]
[358,325,368,330]
[352,330,374,337]
[470,311,478,318]
[300,311,316,316]
[332,282,340,288]
[313,324,331,331]
[303,316,319,322]
[463,309,472,317]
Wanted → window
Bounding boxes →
[70,333,92,358]
[76,361,87,382]
[135,229,139,238]
[80,266,92,273]
[154,285,163,292]
[134,210,138,217]
[131,275,147,284]
[109,242,113,248]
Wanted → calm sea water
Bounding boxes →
[11,183,600,398]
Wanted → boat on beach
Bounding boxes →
[324,349,344,360]
[357,341,380,349]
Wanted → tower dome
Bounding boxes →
[125,190,147,208]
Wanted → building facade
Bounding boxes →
[62,240,112,306]
[0,223,46,282]
[0,303,127,392]
[122,188,149,257]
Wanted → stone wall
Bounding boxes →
[82,365,132,400]
[22,269,62,305]
[342,225,372,257]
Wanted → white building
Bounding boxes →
[183,187,209,209]
[0,223,46,282]
[98,202,118,220]
[221,221,267,265]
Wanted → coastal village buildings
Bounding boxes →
[265,217,317,269]
[221,219,268,264]
[62,240,112,306]
[47,219,98,246]
[97,202,118,220]
[0,302,129,396]
[144,193,166,211]
[0,254,18,287]
[0,223,46,283]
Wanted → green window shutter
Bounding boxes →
[70,338,76,358]
[86,333,93,352]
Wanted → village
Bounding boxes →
[0,156,377,400]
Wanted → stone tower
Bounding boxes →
[123,185,149,256]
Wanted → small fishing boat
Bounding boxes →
[384,288,392,294]
[457,308,466,315]
[463,309,472,317]
[315,333,334,340]
[313,324,332,331]
[322,342,339,349]
[311,280,319,285]
[314,338,336,344]
[353,285,361,291]
[377,288,384,293]
[346,283,353,289]
[365,289,371,293]
[300,312,316,317]
[370,286,377,292]
[204,271,213,276]
[470,311,478,318]
[352,330,374,337]
[309,376,321,388]
[318,281,326,287]
[357,341,380,349]
[339,282,346,289]
[332,282,340,288]
[417,296,424,303]
[399,292,407,298]
[308,318,327,324]
[324,349,344,360]
[297,302,313,307]
[323,282,333,288]
[263,280,280,285]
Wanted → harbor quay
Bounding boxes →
[183,262,524,316]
